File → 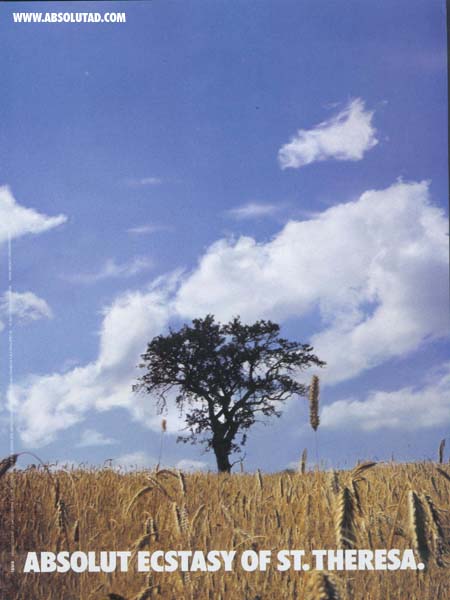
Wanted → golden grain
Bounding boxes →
[0,460,448,599]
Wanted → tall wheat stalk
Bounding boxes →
[157,419,167,469]
[407,490,430,567]
[438,439,446,464]
[335,486,357,549]
[309,375,320,432]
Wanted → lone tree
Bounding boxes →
[134,315,325,473]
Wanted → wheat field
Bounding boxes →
[1,460,449,599]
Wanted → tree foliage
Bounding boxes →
[134,315,325,472]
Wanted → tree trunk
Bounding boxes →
[213,439,232,473]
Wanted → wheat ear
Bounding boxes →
[438,439,446,464]
[0,454,18,479]
[407,490,430,567]
[309,375,320,431]
[299,448,308,474]
[335,486,357,549]
[306,572,341,600]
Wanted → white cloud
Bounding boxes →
[0,188,63,331]
[278,98,378,169]
[127,177,162,187]
[0,291,53,325]
[176,459,208,471]
[10,281,174,446]
[9,180,449,446]
[126,224,173,235]
[226,202,279,220]
[113,451,157,470]
[0,186,67,244]
[176,180,448,384]
[110,454,207,471]
[321,363,450,431]
[48,460,81,472]
[77,429,117,447]
[69,257,153,284]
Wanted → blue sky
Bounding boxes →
[0,0,448,471]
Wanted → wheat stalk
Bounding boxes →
[305,572,341,600]
[436,467,450,484]
[73,519,80,544]
[309,375,320,431]
[438,439,446,464]
[191,503,206,536]
[422,494,446,567]
[132,533,153,554]
[256,469,263,491]
[180,504,189,535]
[134,589,155,600]
[146,517,159,541]
[125,486,154,515]
[299,448,308,474]
[146,475,174,501]
[329,470,340,495]
[350,461,377,482]
[56,498,70,549]
[156,419,167,470]
[173,503,189,536]
[178,470,187,496]
[407,490,430,567]
[335,486,357,549]
[0,454,18,479]
[154,469,177,480]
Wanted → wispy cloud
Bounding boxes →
[113,451,157,470]
[389,49,446,72]
[321,363,450,431]
[126,177,162,187]
[176,459,208,471]
[126,224,173,235]
[226,202,279,220]
[69,257,153,284]
[278,98,378,169]
[0,186,67,245]
[111,452,208,471]
[0,291,53,330]
[77,429,117,447]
